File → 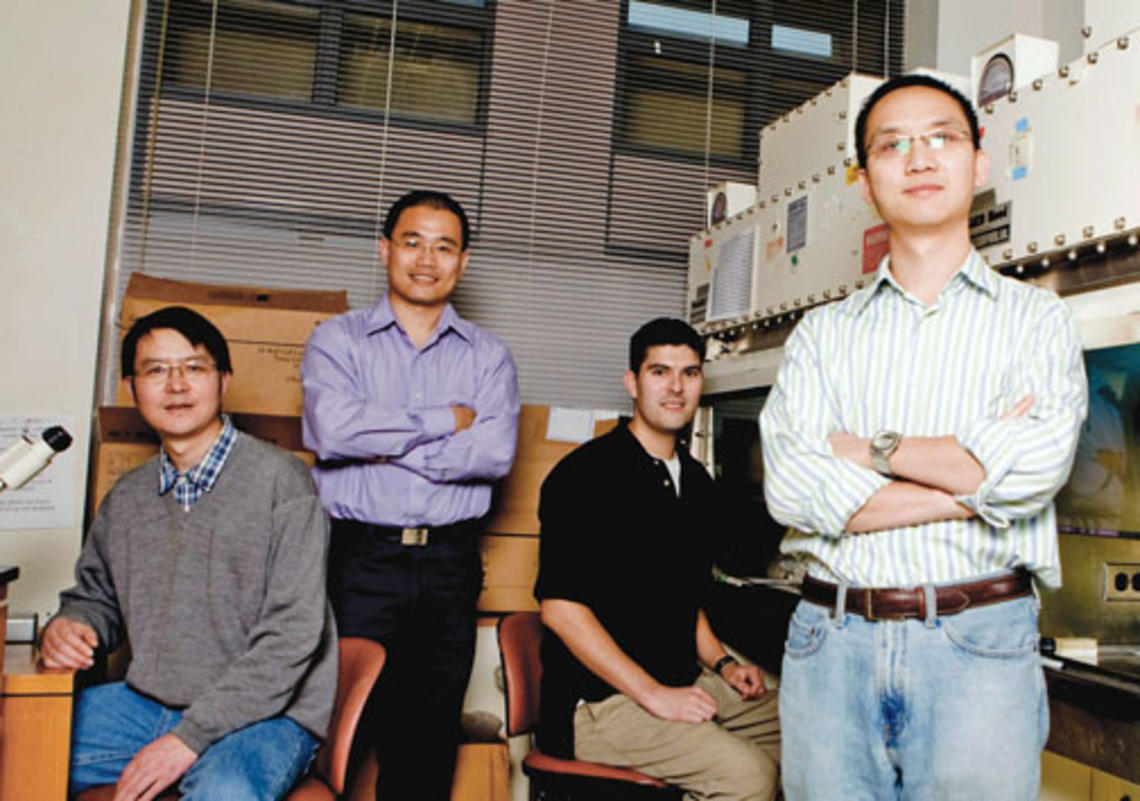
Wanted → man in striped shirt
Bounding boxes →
[760,74,1087,801]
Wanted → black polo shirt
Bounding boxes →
[533,423,716,757]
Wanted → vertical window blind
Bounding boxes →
[107,0,903,408]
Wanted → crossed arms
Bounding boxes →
[760,300,1087,536]
[301,322,519,483]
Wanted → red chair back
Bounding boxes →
[314,637,387,794]
[496,612,544,737]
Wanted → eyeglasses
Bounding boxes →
[867,128,972,159]
[136,359,218,384]
[392,237,461,259]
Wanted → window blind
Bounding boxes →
[105,0,904,409]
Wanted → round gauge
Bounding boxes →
[978,53,1014,106]
[710,191,728,226]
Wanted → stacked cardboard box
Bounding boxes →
[114,273,347,416]
[93,273,345,512]
[91,407,314,513]
[477,406,617,612]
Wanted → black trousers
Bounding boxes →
[328,518,483,801]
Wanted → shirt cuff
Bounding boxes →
[955,418,1020,528]
[171,718,209,755]
[819,457,892,536]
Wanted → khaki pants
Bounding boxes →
[574,669,780,801]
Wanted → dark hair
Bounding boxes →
[629,317,706,372]
[121,306,233,378]
[854,74,980,168]
[383,190,471,251]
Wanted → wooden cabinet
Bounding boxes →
[0,645,75,801]
[1042,750,1093,800]
[1040,751,1140,801]
[1091,767,1140,801]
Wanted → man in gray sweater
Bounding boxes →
[41,306,337,801]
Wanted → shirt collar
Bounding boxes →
[364,293,473,344]
[852,248,995,314]
[159,415,237,496]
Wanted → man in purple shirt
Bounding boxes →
[302,189,520,801]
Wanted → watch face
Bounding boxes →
[872,431,899,452]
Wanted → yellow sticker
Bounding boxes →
[845,164,859,185]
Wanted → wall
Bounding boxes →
[905,0,1085,73]
[0,1,133,619]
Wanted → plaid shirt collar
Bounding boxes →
[159,415,237,512]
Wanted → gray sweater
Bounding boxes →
[59,432,338,753]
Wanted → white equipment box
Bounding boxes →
[689,163,883,329]
[758,74,880,201]
[971,28,1140,270]
[688,207,759,326]
[971,34,1058,107]
[706,181,758,228]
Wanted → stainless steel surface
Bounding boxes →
[1040,533,1140,644]
[1097,643,1140,681]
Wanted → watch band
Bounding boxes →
[712,654,737,676]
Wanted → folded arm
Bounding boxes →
[301,325,457,461]
[388,345,520,483]
[760,316,892,537]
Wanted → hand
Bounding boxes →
[828,431,871,469]
[113,733,196,801]
[451,404,476,433]
[1001,394,1035,420]
[642,684,718,723]
[720,662,767,700]
[40,617,98,670]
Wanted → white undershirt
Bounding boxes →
[664,453,681,497]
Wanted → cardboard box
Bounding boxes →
[91,407,314,513]
[486,405,618,535]
[450,743,510,801]
[477,534,538,612]
[115,273,347,416]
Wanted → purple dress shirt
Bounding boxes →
[301,294,520,527]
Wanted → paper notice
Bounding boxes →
[0,415,76,530]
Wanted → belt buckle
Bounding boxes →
[401,527,429,546]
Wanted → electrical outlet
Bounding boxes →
[1103,563,1140,601]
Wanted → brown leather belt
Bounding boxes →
[801,570,1033,621]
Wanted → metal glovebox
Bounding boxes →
[688,207,760,327]
[689,163,884,331]
[971,28,1140,271]
[758,74,881,200]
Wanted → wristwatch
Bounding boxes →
[869,430,901,476]
[712,654,737,676]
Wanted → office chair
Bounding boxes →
[75,637,386,801]
[496,612,683,801]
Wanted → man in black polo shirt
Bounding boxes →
[534,318,780,801]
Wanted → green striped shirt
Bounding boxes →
[760,250,1087,588]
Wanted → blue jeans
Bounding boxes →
[69,682,318,800]
[780,591,1048,801]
